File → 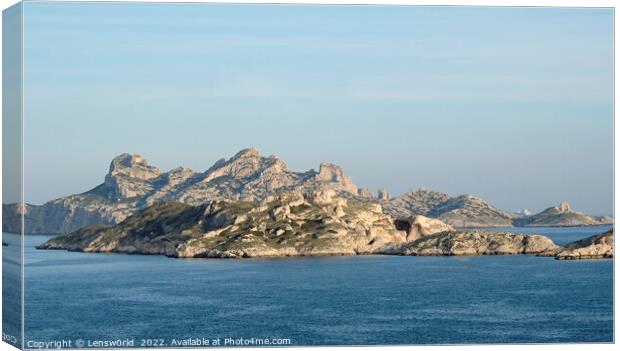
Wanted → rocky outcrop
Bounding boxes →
[94,154,161,200]
[514,202,613,227]
[38,190,406,258]
[391,230,560,256]
[394,215,454,242]
[555,229,613,260]
[311,163,358,195]
[383,189,514,228]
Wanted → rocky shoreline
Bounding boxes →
[37,190,613,260]
[555,230,614,260]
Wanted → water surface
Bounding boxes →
[2,226,613,347]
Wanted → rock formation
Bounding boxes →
[392,230,560,256]
[102,153,161,199]
[383,189,514,228]
[555,229,613,260]
[514,202,613,227]
[38,190,406,258]
[394,215,455,242]
[39,192,569,260]
[4,149,363,234]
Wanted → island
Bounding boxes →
[37,190,612,260]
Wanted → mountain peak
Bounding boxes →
[108,153,160,180]
[232,147,260,159]
[313,163,357,194]
[200,147,284,183]
[109,153,143,169]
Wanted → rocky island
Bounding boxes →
[38,190,611,260]
[513,202,613,227]
[39,190,407,258]
[3,148,612,234]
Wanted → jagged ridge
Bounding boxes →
[3,149,612,234]
[3,148,363,234]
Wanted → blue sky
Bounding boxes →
[19,2,613,214]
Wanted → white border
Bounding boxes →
[0,1,616,351]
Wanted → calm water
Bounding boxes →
[2,226,614,347]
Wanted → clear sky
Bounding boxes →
[19,2,613,215]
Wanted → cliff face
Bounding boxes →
[555,229,614,260]
[514,202,613,227]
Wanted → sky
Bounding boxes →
[15,2,613,214]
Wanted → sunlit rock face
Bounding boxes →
[393,231,560,257]
[38,190,407,258]
[555,229,614,260]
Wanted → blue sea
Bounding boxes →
[2,226,614,347]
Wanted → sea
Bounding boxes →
[2,225,614,347]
